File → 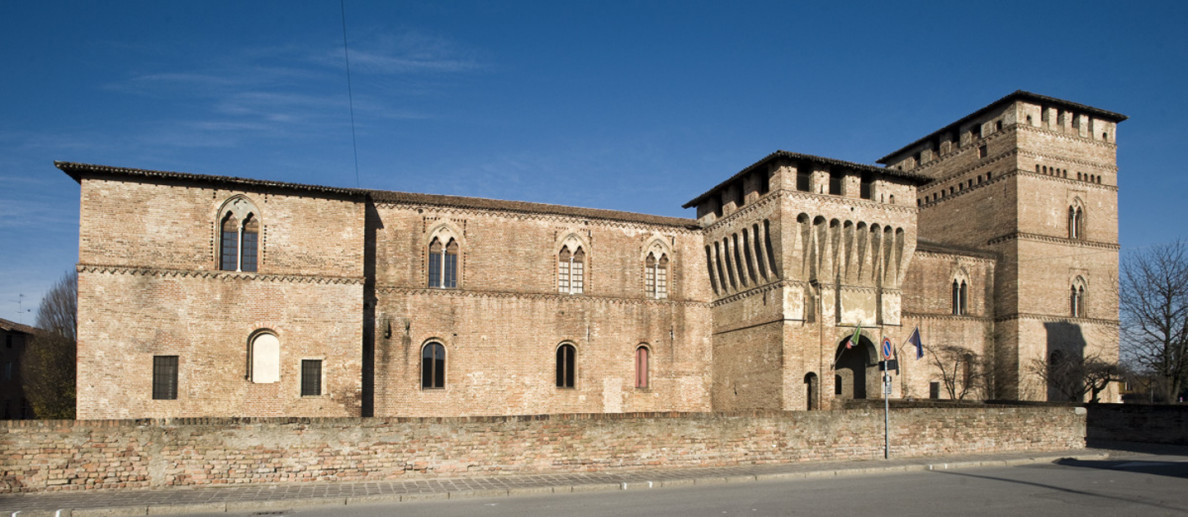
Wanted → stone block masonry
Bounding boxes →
[0,407,1085,493]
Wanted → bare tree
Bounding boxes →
[20,270,77,419]
[1119,240,1188,403]
[926,344,984,400]
[1030,352,1118,403]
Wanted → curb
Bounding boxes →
[5,453,1107,516]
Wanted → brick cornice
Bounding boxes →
[77,264,365,285]
[995,312,1119,326]
[1016,148,1118,173]
[701,190,782,232]
[917,151,1014,208]
[911,248,998,263]
[375,285,712,308]
[1014,168,1119,192]
[901,311,993,323]
[375,202,701,235]
[919,165,1119,210]
[910,127,1015,181]
[779,190,917,214]
[711,278,789,306]
[985,232,1120,250]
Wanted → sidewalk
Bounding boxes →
[0,449,1118,516]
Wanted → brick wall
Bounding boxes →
[75,177,367,419]
[1086,404,1188,445]
[0,407,1085,493]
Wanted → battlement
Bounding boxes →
[683,151,929,225]
[878,91,1126,173]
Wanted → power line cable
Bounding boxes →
[340,0,361,188]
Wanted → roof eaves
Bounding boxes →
[55,161,368,199]
[0,318,41,335]
[369,190,698,229]
[54,162,697,229]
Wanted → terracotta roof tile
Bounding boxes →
[0,318,40,335]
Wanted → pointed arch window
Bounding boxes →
[558,245,584,294]
[645,252,669,299]
[951,280,968,315]
[241,215,258,273]
[1070,283,1086,318]
[1068,205,1085,240]
[220,213,239,271]
[218,200,261,272]
[428,237,458,288]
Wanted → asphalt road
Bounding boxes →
[178,455,1188,517]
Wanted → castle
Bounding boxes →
[59,91,1124,419]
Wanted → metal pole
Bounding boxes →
[884,370,890,459]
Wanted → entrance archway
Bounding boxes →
[835,334,877,399]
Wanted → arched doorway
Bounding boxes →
[835,334,877,399]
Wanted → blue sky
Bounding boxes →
[1,0,1185,324]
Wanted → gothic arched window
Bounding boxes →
[558,245,584,294]
[952,279,968,315]
[1068,205,1085,240]
[1070,282,1086,318]
[218,197,261,272]
[645,252,669,299]
[428,237,459,288]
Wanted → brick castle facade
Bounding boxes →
[58,91,1125,419]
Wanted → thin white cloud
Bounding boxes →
[323,28,486,75]
[346,49,479,74]
[84,27,485,153]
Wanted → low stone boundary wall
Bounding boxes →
[1086,404,1188,444]
[1,407,1085,493]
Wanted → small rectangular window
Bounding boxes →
[796,171,811,191]
[929,381,940,399]
[977,145,988,158]
[828,174,842,196]
[152,355,178,400]
[301,359,322,396]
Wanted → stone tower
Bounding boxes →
[684,152,929,410]
[879,91,1126,400]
